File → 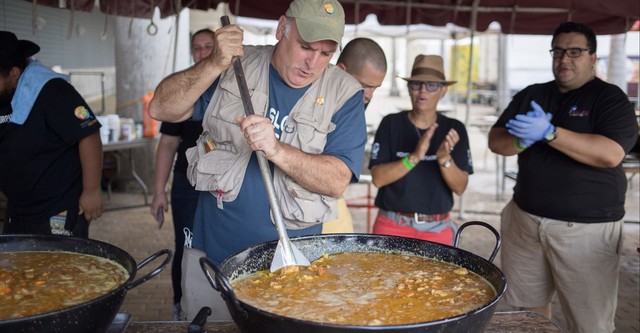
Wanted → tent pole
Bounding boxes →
[465,0,480,126]
[459,0,479,219]
[464,35,474,126]
[497,32,509,201]
[452,36,459,117]
[172,11,180,73]
[390,37,400,97]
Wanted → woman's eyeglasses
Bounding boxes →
[549,48,590,58]
[408,81,443,92]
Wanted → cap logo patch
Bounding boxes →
[324,3,335,15]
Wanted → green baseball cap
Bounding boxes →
[286,0,345,46]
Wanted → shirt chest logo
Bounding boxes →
[568,105,590,117]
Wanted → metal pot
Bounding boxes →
[0,234,172,333]
[201,221,506,333]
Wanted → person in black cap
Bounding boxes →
[0,31,103,237]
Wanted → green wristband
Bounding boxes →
[514,137,527,151]
[402,155,416,170]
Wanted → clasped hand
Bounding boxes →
[237,115,280,159]
[506,100,554,147]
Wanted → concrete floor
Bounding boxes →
[87,96,639,332]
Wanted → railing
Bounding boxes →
[69,71,106,114]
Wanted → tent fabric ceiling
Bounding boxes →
[29,0,639,35]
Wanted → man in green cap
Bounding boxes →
[150,0,365,268]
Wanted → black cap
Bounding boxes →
[0,31,40,68]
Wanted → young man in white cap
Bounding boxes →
[369,54,473,245]
[336,37,387,107]
[0,31,103,238]
[149,0,366,267]
[323,37,387,233]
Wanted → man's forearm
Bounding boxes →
[550,127,626,168]
[488,127,522,156]
[154,135,180,193]
[370,160,411,188]
[78,132,103,192]
[270,144,352,198]
[439,162,469,196]
[149,60,221,123]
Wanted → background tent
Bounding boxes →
[29,0,639,35]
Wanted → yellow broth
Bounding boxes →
[232,252,496,326]
[0,251,129,320]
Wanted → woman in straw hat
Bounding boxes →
[368,54,473,245]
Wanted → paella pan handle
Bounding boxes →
[453,221,501,263]
[199,257,247,318]
[127,249,173,289]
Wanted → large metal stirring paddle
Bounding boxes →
[220,16,311,272]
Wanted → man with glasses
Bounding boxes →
[368,54,473,245]
[488,22,637,333]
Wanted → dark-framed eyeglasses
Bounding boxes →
[408,81,443,92]
[549,47,590,58]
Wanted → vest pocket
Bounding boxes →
[215,80,268,121]
[276,175,338,229]
[292,112,336,154]
[186,132,249,203]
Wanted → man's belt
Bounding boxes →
[383,210,451,224]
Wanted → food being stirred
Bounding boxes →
[231,252,496,326]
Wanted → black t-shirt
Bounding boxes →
[0,79,100,223]
[159,119,203,174]
[159,79,216,175]
[369,111,473,214]
[494,78,638,222]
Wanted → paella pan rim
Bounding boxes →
[0,234,138,325]
[217,232,507,331]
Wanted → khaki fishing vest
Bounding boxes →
[186,45,363,229]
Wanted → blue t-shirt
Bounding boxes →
[193,65,366,265]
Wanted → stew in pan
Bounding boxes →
[0,251,129,320]
[231,252,496,326]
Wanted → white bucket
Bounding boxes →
[96,116,110,143]
[106,114,120,142]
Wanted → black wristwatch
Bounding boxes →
[543,126,557,143]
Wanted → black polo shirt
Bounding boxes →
[0,78,100,223]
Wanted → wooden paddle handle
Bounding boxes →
[221,15,255,117]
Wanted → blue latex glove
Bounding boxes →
[506,100,554,143]
[518,137,535,148]
[518,110,536,147]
